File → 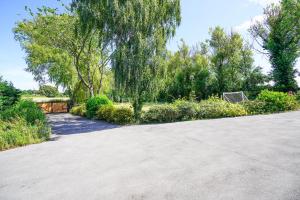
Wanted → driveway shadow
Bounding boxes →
[47,113,119,136]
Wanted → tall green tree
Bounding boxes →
[72,0,181,119]
[158,41,212,101]
[250,0,300,92]
[14,6,112,103]
[240,45,268,97]
[208,27,266,96]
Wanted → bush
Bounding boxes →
[0,100,46,125]
[0,118,50,151]
[173,100,199,121]
[197,97,248,119]
[240,100,267,115]
[257,90,298,112]
[70,104,86,117]
[97,105,134,125]
[112,107,134,125]
[0,76,21,111]
[86,95,113,119]
[0,99,50,151]
[96,105,115,122]
[141,104,179,123]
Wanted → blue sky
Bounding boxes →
[1,0,298,90]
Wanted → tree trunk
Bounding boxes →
[98,64,104,94]
[133,97,143,121]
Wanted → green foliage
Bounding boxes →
[174,100,199,121]
[70,104,86,117]
[96,105,134,125]
[0,99,50,151]
[0,100,46,125]
[296,91,300,102]
[158,37,266,102]
[250,0,300,92]
[96,105,115,122]
[73,0,181,119]
[257,90,298,112]
[197,97,248,119]
[39,85,59,97]
[86,95,113,119]
[21,89,40,97]
[158,41,213,102]
[111,107,134,125]
[208,27,267,96]
[140,98,248,123]
[0,118,50,151]
[141,105,179,124]
[14,6,112,103]
[240,100,267,115]
[0,76,21,111]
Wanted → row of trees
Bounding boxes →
[157,28,267,102]
[14,0,300,119]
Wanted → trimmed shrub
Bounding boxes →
[257,90,298,112]
[111,107,134,125]
[97,105,134,125]
[96,105,115,122]
[0,100,46,125]
[197,97,248,119]
[86,95,113,119]
[70,104,86,117]
[240,100,267,115]
[141,104,179,123]
[174,100,199,121]
[0,118,50,151]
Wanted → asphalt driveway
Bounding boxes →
[0,112,300,200]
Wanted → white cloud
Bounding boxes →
[237,0,281,32]
[0,67,39,90]
[248,0,280,7]
[233,15,265,33]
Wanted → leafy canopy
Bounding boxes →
[250,0,300,92]
[14,6,112,103]
[72,0,181,119]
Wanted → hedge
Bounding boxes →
[97,105,134,125]
[257,90,298,113]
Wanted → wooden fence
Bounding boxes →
[33,98,70,114]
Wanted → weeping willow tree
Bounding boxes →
[72,0,181,119]
[14,6,112,104]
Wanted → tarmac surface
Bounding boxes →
[0,112,300,200]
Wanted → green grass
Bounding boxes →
[21,94,48,99]
[0,118,50,151]
[21,95,70,103]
